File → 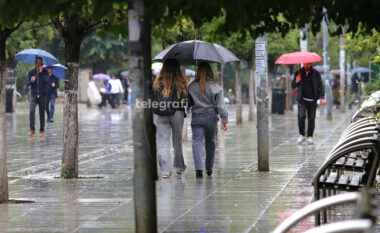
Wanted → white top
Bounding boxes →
[109,79,124,94]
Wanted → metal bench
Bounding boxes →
[312,121,380,225]
[272,189,377,233]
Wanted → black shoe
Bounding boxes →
[196,170,203,178]
[206,170,212,176]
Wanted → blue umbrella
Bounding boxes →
[44,64,67,79]
[15,49,58,66]
[352,67,370,73]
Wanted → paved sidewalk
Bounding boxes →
[1,102,357,232]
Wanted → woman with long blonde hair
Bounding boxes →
[188,62,228,178]
[153,59,188,178]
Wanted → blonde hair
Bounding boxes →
[153,59,188,99]
[192,62,216,99]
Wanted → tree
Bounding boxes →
[224,33,256,124]
[80,33,130,73]
[152,13,196,48]
[52,0,127,178]
[0,22,23,203]
[0,0,63,203]
[345,28,380,65]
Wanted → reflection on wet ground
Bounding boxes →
[2,102,363,232]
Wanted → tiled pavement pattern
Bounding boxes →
[0,102,370,232]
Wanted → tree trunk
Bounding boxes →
[217,63,223,92]
[0,37,9,202]
[129,0,157,232]
[235,61,242,124]
[61,40,81,179]
[248,61,255,121]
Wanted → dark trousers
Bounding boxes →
[111,93,119,107]
[191,111,218,171]
[297,100,317,137]
[30,95,47,132]
[45,95,56,120]
[98,93,115,109]
[123,91,129,103]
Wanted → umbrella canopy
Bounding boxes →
[120,70,129,77]
[44,63,67,79]
[352,67,370,73]
[92,73,111,80]
[15,48,58,66]
[275,51,322,65]
[153,40,240,65]
[313,65,324,73]
[330,69,341,75]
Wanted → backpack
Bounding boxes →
[152,85,177,116]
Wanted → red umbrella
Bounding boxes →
[274,51,322,65]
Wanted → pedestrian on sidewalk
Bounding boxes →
[292,63,325,145]
[122,75,131,105]
[45,66,60,123]
[109,74,124,107]
[188,62,228,178]
[98,80,116,109]
[152,59,188,179]
[26,57,50,137]
[349,72,361,109]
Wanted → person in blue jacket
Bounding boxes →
[97,79,116,109]
[26,57,49,137]
[45,66,60,123]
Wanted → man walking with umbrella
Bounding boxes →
[292,63,325,144]
[26,57,50,137]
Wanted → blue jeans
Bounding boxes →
[191,111,218,171]
[46,95,56,119]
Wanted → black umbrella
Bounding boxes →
[153,40,239,65]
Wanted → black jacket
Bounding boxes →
[291,67,325,101]
[47,75,60,97]
[26,68,50,97]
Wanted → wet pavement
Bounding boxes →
[1,102,361,232]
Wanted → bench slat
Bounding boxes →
[355,159,365,169]
[325,173,338,184]
[345,158,355,167]
[319,175,326,183]
[349,175,361,187]
[337,174,349,186]
[334,157,345,166]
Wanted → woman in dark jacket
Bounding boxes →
[153,59,188,178]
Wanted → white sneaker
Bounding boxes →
[307,137,313,145]
[297,135,305,144]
